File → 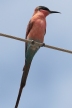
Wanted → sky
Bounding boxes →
[0,0,72,108]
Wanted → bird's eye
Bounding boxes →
[38,8,42,11]
[38,8,40,10]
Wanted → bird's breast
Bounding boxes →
[28,19,46,42]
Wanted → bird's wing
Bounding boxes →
[25,20,34,55]
[45,29,46,35]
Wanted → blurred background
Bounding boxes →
[0,0,72,108]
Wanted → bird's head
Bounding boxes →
[34,6,60,17]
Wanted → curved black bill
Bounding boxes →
[50,11,61,14]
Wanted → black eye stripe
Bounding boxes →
[38,6,50,11]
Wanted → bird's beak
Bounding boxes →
[50,10,61,14]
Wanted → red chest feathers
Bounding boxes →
[28,19,46,42]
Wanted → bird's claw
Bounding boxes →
[41,43,45,47]
[31,40,35,45]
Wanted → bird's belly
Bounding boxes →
[28,29,45,42]
[28,20,46,42]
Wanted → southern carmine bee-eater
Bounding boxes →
[15,6,60,108]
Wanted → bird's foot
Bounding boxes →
[41,43,45,47]
[31,40,35,45]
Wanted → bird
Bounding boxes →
[14,6,60,108]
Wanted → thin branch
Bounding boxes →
[0,33,72,54]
